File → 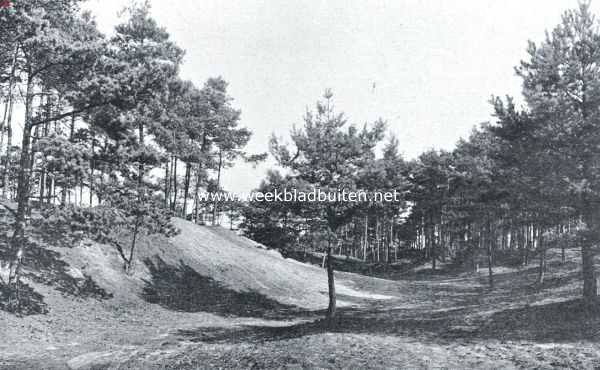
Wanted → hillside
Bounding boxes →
[0,217,394,369]
[2,217,600,369]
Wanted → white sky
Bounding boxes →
[83,0,589,194]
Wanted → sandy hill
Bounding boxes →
[59,217,392,311]
[0,216,395,369]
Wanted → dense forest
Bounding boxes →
[1,0,600,325]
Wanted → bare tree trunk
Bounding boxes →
[389,220,393,264]
[1,46,18,201]
[537,226,546,285]
[171,157,178,211]
[2,97,13,200]
[2,87,15,200]
[38,100,51,206]
[164,159,170,208]
[8,73,35,310]
[182,162,191,218]
[89,130,95,207]
[193,164,202,224]
[125,215,141,273]
[524,225,530,266]
[212,149,223,226]
[48,175,54,204]
[363,215,368,261]
[582,208,598,303]
[326,232,336,322]
[127,122,146,273]
[486,216,494,289]
[39,120,46,207]
[431,213,436,271]
[59,113,77,206]
[375,216,380,263]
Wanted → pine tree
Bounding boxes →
[271,90,385,321]
[3,0,109,309]
[515,1,600,301]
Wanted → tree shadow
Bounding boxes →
[176,297,600,346]
[141,257,316,319]
[0,281,48,315]
[478,298,600,342]
[0,238,112,316]
[21,242,112,300]
[175,304,470,345]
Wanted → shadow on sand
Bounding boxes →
[173,255,599,346]
[142,257,317,319]
[175,297,600,346]
[0,237,112,316]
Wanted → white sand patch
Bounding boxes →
[337,283,395,299]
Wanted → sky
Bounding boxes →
[83,0,592,194]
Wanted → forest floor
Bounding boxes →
[1,216,600,369]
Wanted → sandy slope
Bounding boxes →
[158,218,394,308]
[0,217,394,369]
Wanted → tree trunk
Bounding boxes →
[48,175,54,204]
[212,149,223,226]
[1,46,18,201]
[127,122,146,273]
[38,114,48,205]
[8,74,35,310]
[524,225,530,266]
[363,215,368,261]
[164,159,170,208]
[581,207,598,303]
[389,221,393,264]
[2,99,13,200]
[486,216,494,289]
[39,168,46,205]
[431,213,436,271]
[59,113,77,206]
[78,177,83,206]
[88,130,95,207]
[326,233,336,322]
[2,84,15,200]
[126,215,141,273]
[182,162,191,218]
[582,241,597,301]
[537,227,546,285]
[193,164,202,224]
[375,216,380,263]
[171,156,178,211]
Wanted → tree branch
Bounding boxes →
[0,202,17,218]
[29,100,112,127]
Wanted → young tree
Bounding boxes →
[271,90,385,321]
[95,1,183,272]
